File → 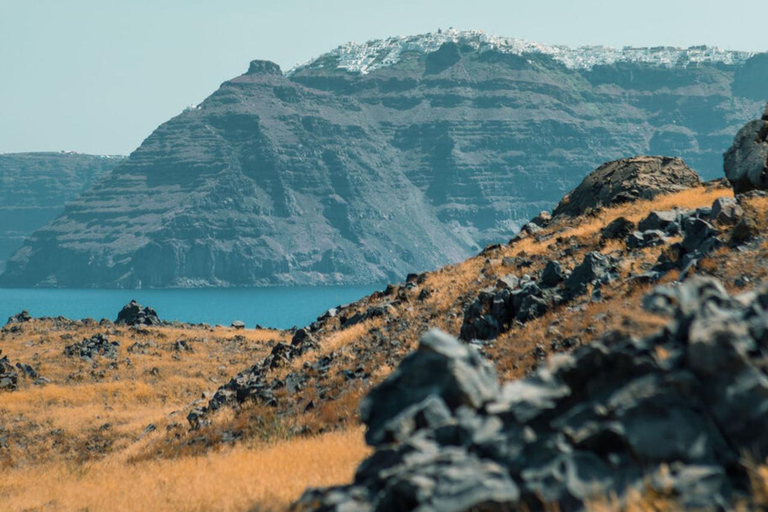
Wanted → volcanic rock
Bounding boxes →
[710,197,744,225]
[600,217,635,241]
[553,157,701,218]
[64,334,120,360]
[563,252,617,299]
[724,104,768,193]
[115,300,161,326]
[296,277,768,511]
[0,351,19,391]
[360,329,500,446]
[6,310,31,325]
[637,210,681,233]
[540,261,565,287]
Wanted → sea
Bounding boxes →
[0,286,379,330]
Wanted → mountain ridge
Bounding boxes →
[2,32,767,288]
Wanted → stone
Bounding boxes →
[563,252,616,299]
[513,285,550,322]
[626,230,666,249]
[724,106,768,193]
[680,218,719,254]
[553,157,701,218]
[115,300,161,326]
[638,210,679,232]
[710,197,743,225]
[64,334,120,360]
[0,352,19,391]
[520,222,543,236]
[541,261,565,287]
[360,329,499,446]
[230,320,245,329]
[495,275,520,290]
[730,217,759,245]
[600,217,635,241]
[530,211,552,228]
[5,310,31,325]
[341,305,390,329]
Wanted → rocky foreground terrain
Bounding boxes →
[2,109,768,510]
[3,31,768,287]
[0,152,122,272]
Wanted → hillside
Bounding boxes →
[4,103,768,509]
[0,153,123,272]
[3,30,768,287]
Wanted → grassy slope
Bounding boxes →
[3,183,768,510]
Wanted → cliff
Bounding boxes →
[3,30,766,287]
[0,152,122,272]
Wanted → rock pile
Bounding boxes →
[64,334,120,361]
[115,300,161,326]
[724,104,768,193]
[460,252,617,341]
[188,328,318,427]
[5,310,31,325]
[297,277,768,511]
[552,157,701,218]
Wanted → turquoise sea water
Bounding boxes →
[0,286,378,329]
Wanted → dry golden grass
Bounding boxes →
[0,427,369,512]
[0,321,289,467]
[1,183,763,511]
[0,319,370,512]
[418,185,733,323]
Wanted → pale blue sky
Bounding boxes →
[1,0,766,155]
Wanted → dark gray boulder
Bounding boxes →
[681,218,719,254]
[626,230,666,249]
[360,329,500,446]
[530,211,552,228]
[724,104,768,193]
[600,217,635,241]
[710,197,744,225]
[563,252,617,299]
[5,310,31,325]
[641,276,732,317]
[541,261,566,287]
[460,281,556,341]
[0,351,19,391]
[637,210,680,233]
[730,216,760,245]
[115,300,161,326]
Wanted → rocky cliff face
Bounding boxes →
[3,30,767,288]
[0,153,122,273]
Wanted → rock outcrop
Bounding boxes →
[296,277,768,511]
[0,350,19,391]
[724,104,768,193]
[552,157,701,218]
[0,153,122,272]
[64,334,120,361]
[2,32,766,287]
[115,300,161,326]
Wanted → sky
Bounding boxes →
[1,0,767,156]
